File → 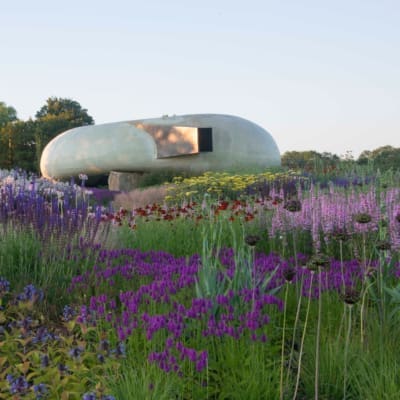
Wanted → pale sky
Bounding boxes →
[1,0,399,158]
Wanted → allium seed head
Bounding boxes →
[354,212,372,224]
[244,235,261,247]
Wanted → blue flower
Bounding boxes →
[82,392,96,400]
[17,284,44,303]
[113,341,126,357]
[97,353,105,363]
[0,277,10,295]
[33,383,48,399]
[32,327,57,344]
[40,354,50,368]
[7,374,30,394]
[62,305,76,321]
[69,346,84,360]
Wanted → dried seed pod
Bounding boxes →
[307,254,330,272]
[376,240,391,251]
[329,228,350,242]
[245,234,261,247]
[340,287,361,305]
[354,213,372,224]
[283,199,302,212]
[283,267,296,282]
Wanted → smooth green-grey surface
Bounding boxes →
[40,114,281,179]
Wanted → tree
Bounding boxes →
[35,97,94,126]
[356,146,400,171]
[0,101,19,168]
[34,97,95,172]
[0,97,95,173]
[281,150,341,174]
[0,120,36,171]
[281,150,320,171]
[0,101,17,127]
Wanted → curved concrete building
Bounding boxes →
[40,114,281,179]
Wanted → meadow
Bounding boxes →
[1,165,400,399]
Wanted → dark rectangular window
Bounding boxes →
[198,128,213,152]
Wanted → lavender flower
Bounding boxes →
[0,277,10,296]
[32,326,57,344]
[82,393,96,400]
[17,284,44,303]
[62,304,76,321]
[7,374,30,395]
[33,383,48,399]
[69,346,84,360]
[40,354,50,368]
[113,342,126,357]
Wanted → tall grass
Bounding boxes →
[2,167,400,398]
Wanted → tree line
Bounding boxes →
[0,98,94,173]
[281,147,400,173]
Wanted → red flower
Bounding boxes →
[218,201,229,211]
[244,213,254,222]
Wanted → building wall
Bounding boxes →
[40,114,281,179]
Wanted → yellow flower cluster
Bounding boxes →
[165,170,298,202]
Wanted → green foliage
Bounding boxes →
[0,98,94,172]
[0,119,36,170]
[281,150,340,173]
[4,166,400,397]
[0,101,17,127]
[35,97,94,125]
[107,363,182,400]
[0,227,101,317]
[350,318,400,400]
[357,145,400,172]
[34,97,94,173]
[116,218,203,257]
[135,169,196,189]
[165,170,296,203]
[0,284,119,399]
[114,209,261,258]
[206,340,281,400]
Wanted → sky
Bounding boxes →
[1,0,399,158]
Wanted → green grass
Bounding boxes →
[3,166,400,398]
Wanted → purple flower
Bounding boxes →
[99,339,110,353]
[113,342,126,357]
[7,374,30,394]
[196,351,208,372]
[33,383,48,399]
[62,305,76,321]
[40,354,50,368]
[0,277,10,295]
[69,346,84,360]
[97,353,106,363]
[17,284,44,303]
[82,393,96,400]
[58,363,70,375]
[32,327,57,344]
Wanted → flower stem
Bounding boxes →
[293,272,314,400]
[280,281,290,400]
[286,272,304,383]
[343,305,352,400]
[315,269,322,399]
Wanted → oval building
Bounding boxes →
[40,114,281,180]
